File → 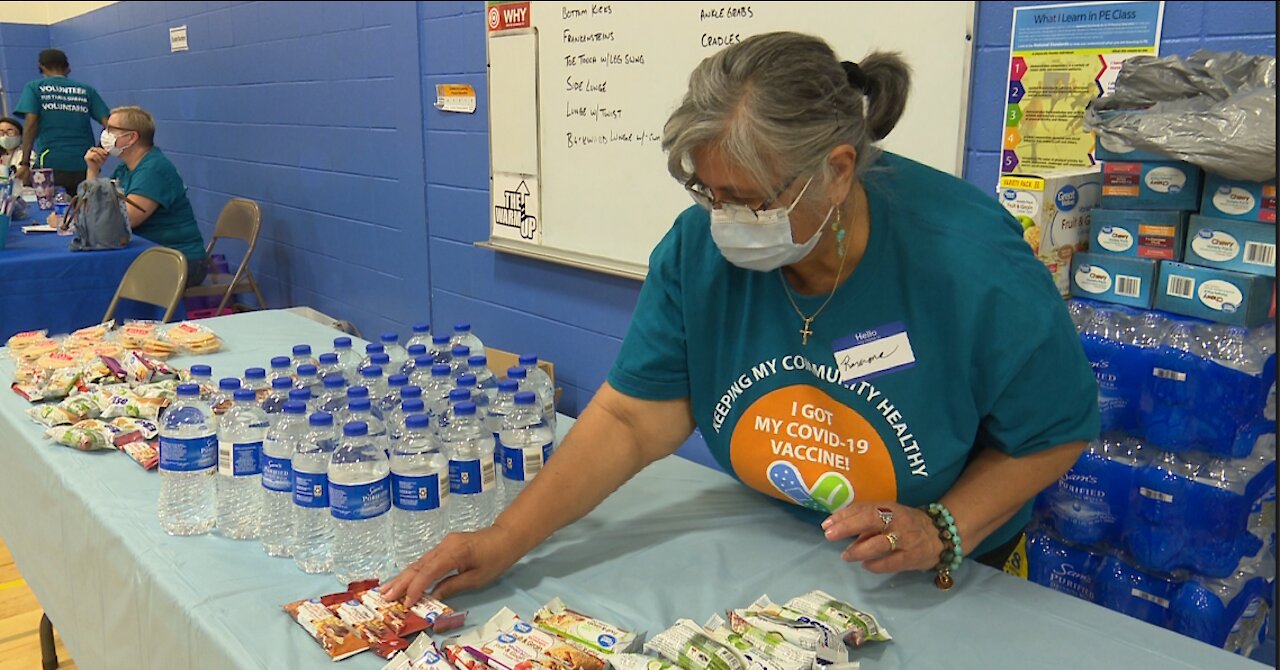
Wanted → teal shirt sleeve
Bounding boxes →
[974,297,1100,457]
[89,89,109,123]
[121,160,180,209]
[15,81,38,116]
[607,217,691,401]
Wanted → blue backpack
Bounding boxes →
[69,178,132,251]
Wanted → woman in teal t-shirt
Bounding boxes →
[85,105,207,287]
[385,33,1099,603]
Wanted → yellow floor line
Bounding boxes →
[0,578,25,592]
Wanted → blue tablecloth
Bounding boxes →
[0,310,1264,670]
[1,209,164,341]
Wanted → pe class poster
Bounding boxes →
[492,172,542,245]
[1002,1,1163,174]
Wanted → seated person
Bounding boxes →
[85,106,207,287]
[1,116,31,173]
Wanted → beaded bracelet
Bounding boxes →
[925,502,963,590]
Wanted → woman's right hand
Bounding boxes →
[84,147,109,180]
[381,524,524,604]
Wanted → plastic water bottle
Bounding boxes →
[407,322,432,351]
[449,345,471,376]
[454,373,489,412]
[451,322,485,357]
[292,344,318,371]
[381,332,409,371]
[210,377,241,424]
[403,345,428,376]
[358,365,388,419]
[444,402,497,532]
[1066,299,1094,334]
[158,384,218,536]
[53,187,70,221]
[329,421,393,584]
[262,400,308,557]
[409,357,439,389]
[262,377,294,419]
[489,379,519,460]
[429,334,453,365]
[467,355,497,401]
[421,364,455,420]
[242,367,268,396]
[216,388,267,540]
[293,412,338,574]
[289,387,316,415]
[332,337,362,379]
[1079,310,1134,435]
[336,386,369,428]
[1043,437,1134,549]
[392,413,449,570]
[188,364,213,400]
[1025,528,1104,602]
[437,388,473,439]
[518,355,557,430]
[382,374,409,419]
[1142,322,1212,454]
[269,355,293,384]
[360,343,385,371]
[499,392,555,511]
[388,397,425,442]
[347,398,388,451]
[317,375,349,417]
[1096,554,1180,628]
[1126,449,1200,574]
[295,364,320,395]
[317,353,343,382]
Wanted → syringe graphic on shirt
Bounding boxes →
[767,461,854,513]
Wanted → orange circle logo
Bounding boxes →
[730,385,897,513]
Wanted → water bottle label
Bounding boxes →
[1138,486,1173,503]
[330,477,391,521]
[218,440,262,477]
[261,454,293,492]
[1129,588,1169,609]
[500,441,552,482]
[293,470,329,508]
[392,473,443,511]
[450,458,495,495]
[158,434,217,472]
[1152,367,1187,382]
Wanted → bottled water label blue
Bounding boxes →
[501,441,553,482]
[450,458,495,495]
[218,440,262,477]
[261,454,293,492]
[330,477,392,521]
[159,434,217,472]
[293,471,329,508]
[393,473,444,511]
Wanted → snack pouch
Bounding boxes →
[737,598,846,665]
[722,612,816,670]
[781,591,891,648]
[58,394,102,421]
[100,392,166,420]
[608,655,681,670]
[46,421,116,451]
[43,368,86,400]
[644,619,747,670]
[109,416,159,439]
[284,598,370,661]
[535,597,640,654]
[463,607,605,670]
[28,404,77,427]
[12,382,46,403]
[700,617,792,670]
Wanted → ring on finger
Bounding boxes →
[885,532,900,553]
[877,507,894,531]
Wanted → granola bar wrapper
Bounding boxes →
[409,592,468,633]
[534,598,640,654]
[284,598,370,661]
[120,440,159,469]
[644,619,747,670]
[348,582,432,646]
[462,607,607,670]
[331,595,411,658]
[737,598,846,665]
[781,591,890,648]
[607,656,680,670]
[382,632,457,670]
[46,420,117,451]
[702,615,823,670]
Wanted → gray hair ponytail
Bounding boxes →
[663,32,911,194]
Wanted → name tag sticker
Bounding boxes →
[833,322,917,386]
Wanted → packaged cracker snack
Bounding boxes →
[737,598,846,664]
[780,592,890,648]
[27,404,78,427]
[6,329,49,351]
[120,439,159,469]
[117,321,160,349]
[644,620,747,670]
[37,351,81,372]
[17,338,60,363]
[68,320,113,345]
[534,598,640,655]
[166,321,224,354]
[284,598,370,661]
[46,420,117,451]
[57,394,102,421]
[463,608,606,670]
[13,364,43,385]
[607,655,680,670]
[141,337,178,360]
[12,382,46,403]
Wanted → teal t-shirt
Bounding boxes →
[608,153,1100,556]
[112,148,206,264]
[14,76,109,171]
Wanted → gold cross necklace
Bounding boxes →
[779,212,850,346]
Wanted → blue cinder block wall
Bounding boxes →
[0,23,51,123]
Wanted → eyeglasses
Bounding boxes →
[106,126,137,135]
[685,169,808,216]
[0,128,19,137]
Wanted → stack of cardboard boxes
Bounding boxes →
[1066,144,1275,327]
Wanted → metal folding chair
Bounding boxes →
[102,247,189,322]
[183,198,266,312]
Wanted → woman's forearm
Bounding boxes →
[941,440,1086,553]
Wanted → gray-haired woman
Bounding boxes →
[386,32,1098,601]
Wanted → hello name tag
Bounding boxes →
[832,322,917,386]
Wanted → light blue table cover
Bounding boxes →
[0,310,1264,669]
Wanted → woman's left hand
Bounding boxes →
[821,501,944,573]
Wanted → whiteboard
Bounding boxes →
[486,1,976,278]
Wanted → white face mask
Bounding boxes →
[709,176,829,272]
[100,129,129,157]
[0,135,20,151]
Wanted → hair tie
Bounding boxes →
[841,60,875,100]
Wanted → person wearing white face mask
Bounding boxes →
[384,32,1099,604]
[85,105,207,286]
[0,117,30,174]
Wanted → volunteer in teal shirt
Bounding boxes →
[385,33,1099,604]
[14,49,109,194]
[86,106,207,287]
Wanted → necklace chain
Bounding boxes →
[779,224,849,346]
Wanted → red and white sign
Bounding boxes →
[487,2,531,32]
